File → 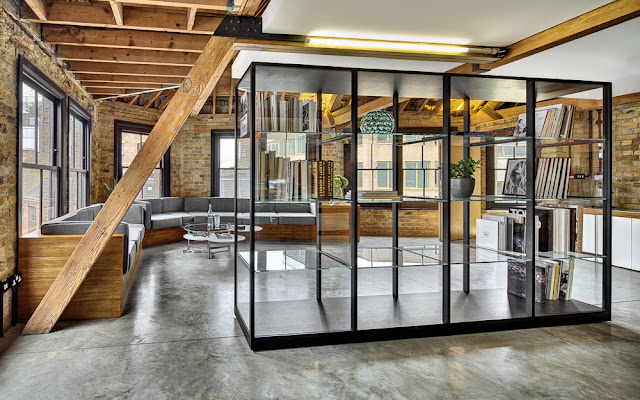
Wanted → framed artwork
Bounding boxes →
[502,158,527,196]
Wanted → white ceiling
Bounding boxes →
[231,0,639,97]
[262,0,611,46]
[487,17,640,97]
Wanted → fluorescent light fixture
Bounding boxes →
[307,37,469,54]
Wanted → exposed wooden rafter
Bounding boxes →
[186,8,197,31]
[22,1,223,35]
[42,27,208,53]
[109,1,124,25]
[68,61,190,77]
[448,0,640,74]
[57,46,199,66]
[24,0,47,20]
[22,36,236,335]
[331,96,409,126]
[75,74,184,85]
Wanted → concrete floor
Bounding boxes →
[1,238,639,399]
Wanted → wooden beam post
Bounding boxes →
[109,1,124,25]
[24,0,47,20]
[22,36,236,335]
[187,8,197,31]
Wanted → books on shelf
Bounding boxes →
[478,213,538,254]
[258,151,334,201]
[535,157,571,199]
[507,259,575,303]
[255,92,318,132]
[513,104,576,139]
[507,206,576,254]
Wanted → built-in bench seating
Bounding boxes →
[138,197,318,246]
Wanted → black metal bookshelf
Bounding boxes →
[234,62,612,351]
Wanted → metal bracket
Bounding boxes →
[213,16,307,42]
[2,273,21,293]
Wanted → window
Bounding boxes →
[212,130,250,198]
[377,134,391,143]
[357,162,363,189]
[19,58,64,236]
[68,100,90,212]
[115,120,169,199]
[376,161,391,189]
[405,161,428,189]
[297,135,306,154]
[217,136,236,197]
[288,137,296,155]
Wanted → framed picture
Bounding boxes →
[240,91,248,116]
[502,158,527,196]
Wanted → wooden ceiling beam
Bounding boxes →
[448,0,640,74]
[109,1,124,25]
[82,82,165,90]
[74,74,184,85]
[329,94,343,112]
[22,1,223,35]
[22,36,235,335]
[96,0,227,11]
[416,98,429,114]
[398,99,410,113]
[239,0,268,16]
[187,8,197,31]
[24,0,47,20]
[68,61,190,77]
[332,96,410,126]
[57,46,198,66]
[42,27,208,53]
[158,90,177,111]
[472,98,601,125]
[87,88,128,95]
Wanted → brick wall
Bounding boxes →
[0,0,94,333]
[360,208,440,237]
[612,102,640,210]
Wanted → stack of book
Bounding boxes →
[258,152,334,201]
[535,157,571,199]
[477,206,577,255]
[254,92,318,132]
[513,104,576,138]
[507,259,575,303]
[358,190,401,201]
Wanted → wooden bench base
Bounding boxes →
[18,232,141,322]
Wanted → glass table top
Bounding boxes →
[182,223,232,233]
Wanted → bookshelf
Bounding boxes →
[234,63,612,350]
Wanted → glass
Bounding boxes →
[21,168,40,236]
[122,132,141,167]
[74,116,84,169]
[22,84,36,164]
[42,170,57,224]
[37,95,54,166]
[69,171,78,213]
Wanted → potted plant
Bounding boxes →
[97,176,119,197]
[445,157,481,199]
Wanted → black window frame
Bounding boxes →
[17,56,66,237]
[211,129,235,197]
[68,98,92,212]
[114,120,170,198]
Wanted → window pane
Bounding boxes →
[406,169,416,188]
[142,169,162,199]
[22,84,36,164]
[22,168,40,235]
[376,161,390,189]
[42,170,57,223]
[78,172,87,209]
[219,138,235,169]
[122,132,140,167]
[288,137,295,155]
[38,95,54,166]
[68,115,75,167]
[75,117,84,169]
[69,171,78,212]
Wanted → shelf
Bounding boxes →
[356,247,444,269]
[451,195,530,202]
[255,199,352,204]
[357,196,446,204]
[536,197,607,202]
[399,134,606,148]
[239,249,351,273]
[257,130,351,136]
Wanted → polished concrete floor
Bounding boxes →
[1,238,639,399]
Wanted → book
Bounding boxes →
[535,157,571,199]
[482,214,508,251]
[507,261,547,303]
[476,218,500,250]
[512,104,574,139]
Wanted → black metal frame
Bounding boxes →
[234,62,612,351]
[114,120,171,198]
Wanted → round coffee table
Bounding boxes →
[181,223,260,258]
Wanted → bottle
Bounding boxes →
[207,204,214,229]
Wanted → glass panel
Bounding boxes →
[42,170,57,223]
[68,115,75,168]
[69,171,78,213]
[21,168,40,236]
[121,132,141,167]
[219,137,236,197]
[141,169,162,199]
[38,95,54,166]
[75,117,84,169]
[22,84,36,164]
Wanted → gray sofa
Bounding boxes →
[40,203,147,274]
[136,197,317,230]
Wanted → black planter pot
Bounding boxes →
[450,178,475,199]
